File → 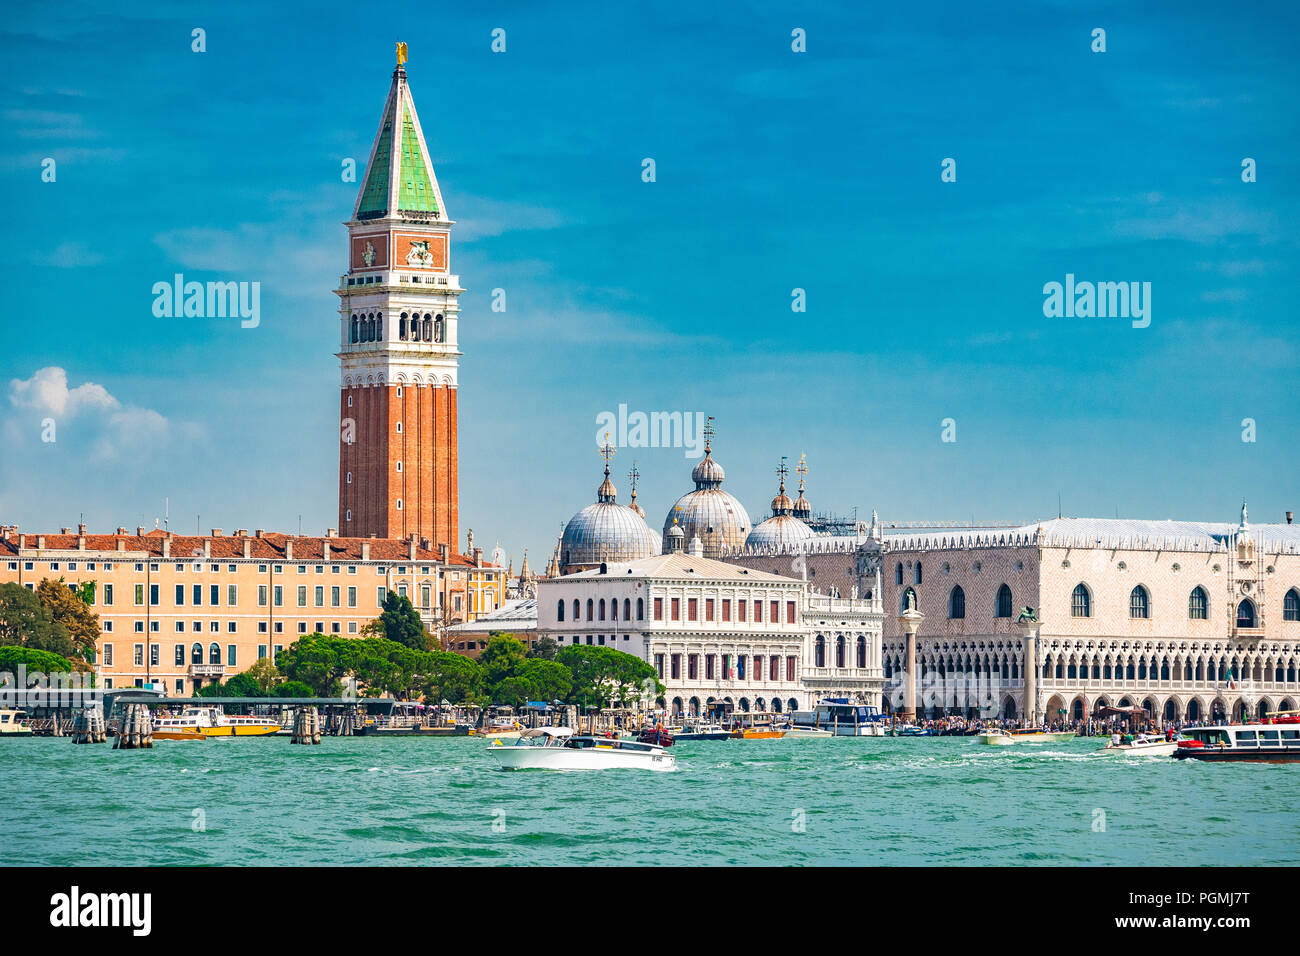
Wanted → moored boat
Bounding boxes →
[1173,722,1300,763]
[0,708,34,737]
[153,705,280,740]
[791,698,887,737]
[490,727,676,771]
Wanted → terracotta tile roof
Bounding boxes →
[0,528,498,568]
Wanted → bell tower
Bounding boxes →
[337,44,461,550]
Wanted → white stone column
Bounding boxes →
[1018,616,1042,726]
[898,608,924,721]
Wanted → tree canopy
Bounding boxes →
[361,591,436,651]
[0,583,76,661]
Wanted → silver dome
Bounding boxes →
[560,461,656,572]
[746,514,815,551]
[561,502,657,570]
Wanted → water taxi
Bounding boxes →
[729,713,786,739]
[477,715,526,740]
[1102,732,1181,757]
[977,727,1074,746]
[490,727,676,771]
[1173,722,1300,763]
[0,708,33,737]
[670,719,732,741]
[153,705,281,740]
[791,698,887,737]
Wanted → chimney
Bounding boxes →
[285,539,293,561]
[61,527,71,534]
[473,547,483,568]
[19,534,27,549]
[326,528,337,538]
[77,523,86,535]
[37,536,46,549]
[688,536,704,558]
[323,539,331,562]
[361,541,371,562]
[409,534,418,561]
[1288,511,1294,525]
[242,537,252,559]
[116,527,127,535]
[77,534,86,551]
[203,538,211,558]
[236,529,248,537]
[116,538,126,552]
[255,529,264,539]
[136,526,145,536]
[162,536,171,558]
[438,542,449,563]
[211,528,223,537]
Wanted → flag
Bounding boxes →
[1226,668,1236,690]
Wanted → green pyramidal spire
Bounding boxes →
[354,55,445,222]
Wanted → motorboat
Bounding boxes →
[0,709,33,737]
[781,725,834,738]
[153,705,280,740]
[1102,732,1181,757]
[791,699,887,737]
[637,725,675,747]
[489,727,676,771]
[478,715,525,740]
[977,727,1073,746]
[728,713,785,739]
[670,720,732,742]
[1173,723,1300,763]
[895,725,932,737]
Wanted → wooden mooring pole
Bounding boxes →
[291,706,322,744]
[113,703,153,749]
[71,707,107,744]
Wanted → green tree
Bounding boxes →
[362,591,433,651]
[556,645,663,709]
[527,635,559,660]
[274,680,317,698]
[0,583,75,659]
[421,651,484,704]
[275,633,346,696]
[516,657,572,703]
[480,633,528,689]
[36,578,100,666]
[0,644,75,677]
[243,657,281,694]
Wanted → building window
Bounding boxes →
[1129,585,1149,619]
[1071,584,1091,618]
[1284,588,1300,622]
[1189,586,1208,620]
[721,598,731,622]
[915,562,923,585]
[103,584,114,606]
[653,598,663,621]
[1237,599,1257,629]
[786,601,795,624]
[687,598,697,622]
[895,563,903,585]
[995,584,1012,619]
[815,635,825,667]
[191,642,203,664]
[948,586,965,619]
[671,598,681,621]
[209,643,221,664]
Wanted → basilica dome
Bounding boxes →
[663,432,751,558]
[560,457,657,573]
[746,466,814,551]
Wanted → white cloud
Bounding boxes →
[6,367,176,460]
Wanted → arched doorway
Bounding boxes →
[771,698,783,713]
[787,698,799,713]
[1003,697,1017,720]
[688,696,701,716]
[1186,698,1202,721]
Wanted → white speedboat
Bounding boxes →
[782,726,834,738]
[489,727,676,771]
[1103,732,1180,757]
[978,728,1074,746]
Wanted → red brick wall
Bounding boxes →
[338,384,457,551]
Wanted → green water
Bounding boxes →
[1,736,1294,866]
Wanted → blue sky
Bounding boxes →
[2,0,1297,565]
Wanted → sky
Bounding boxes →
[1,0,1297,566]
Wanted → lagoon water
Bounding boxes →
[2,735,1295,866]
